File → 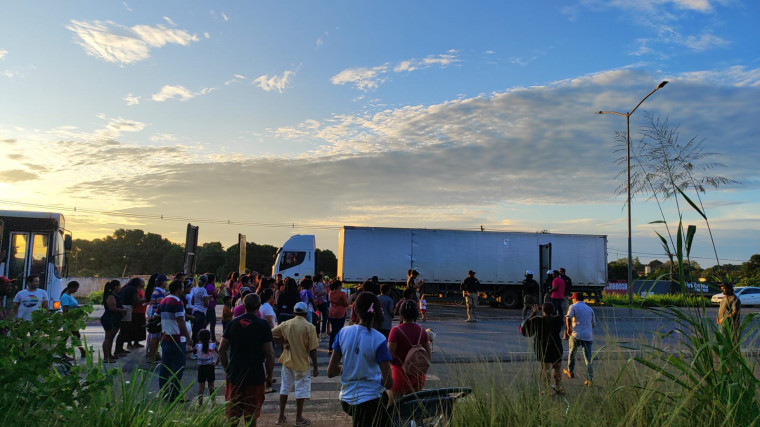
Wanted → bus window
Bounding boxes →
[9,233,28,287]
[279,251,306,271]
[31,233,49,288]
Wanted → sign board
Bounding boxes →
[184,224,199,277]
[238,233,246,274]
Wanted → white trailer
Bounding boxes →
[337,226,607,308]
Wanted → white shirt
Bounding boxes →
[259,302,277,327]
[189,286,208,314]
[567,301,595,341]
[14,289,48,320]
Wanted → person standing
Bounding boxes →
[189,275,210,349]
[387,300,431,404]
[114,277,140,356]
[564,292,595,386]
[378,284,395,338]
[524,302,564,393]
[60,280,87,359]
[204,273,220,343]
[158,280,193,401]
[328,280,349,353]
[406,269,424,301]
[146,274,168,363]
[327,292,393,427]
[11,274,48,321]
[312,274,329,341]
[461,270,480,322]
[717,283,741,344]
[99,280,126,363]
[559,268,573,297]
[128,278,147,349]
[259,288,277,330]
[272,302,319,427]
[219,293,275,427]
[522,270,540,320]
[548,270,566,320]
[0,276,17,335]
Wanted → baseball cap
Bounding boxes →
[525,270,534,276]
[468,270,476,275]
[294,302,308,314]
[0,276,14,283]
[571,292,582,300]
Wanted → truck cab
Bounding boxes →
[272,234,315,280]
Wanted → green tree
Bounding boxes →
[316,249,337,278]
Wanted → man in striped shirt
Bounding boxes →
[158,279,193,401]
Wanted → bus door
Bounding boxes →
[6,231,50,290]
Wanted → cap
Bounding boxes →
[183,278,193,287]
[525,270,534,276]
[294,301,308,314]
[571,292,581,300]
[0,276,14,283]
[468,270,476,275]
[156,274,168,283]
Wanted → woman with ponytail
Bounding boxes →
[327,292,393,427]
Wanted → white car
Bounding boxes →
[711,286,760,306]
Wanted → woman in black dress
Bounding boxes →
[524,302,564,393]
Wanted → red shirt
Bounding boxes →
[388,322,428,367]
[550,277,565,299]
[133,289,147,314]
[328,290,349,319]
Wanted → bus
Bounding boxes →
[0,210,72,311]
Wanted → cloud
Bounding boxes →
[0,49,6,60]
[221,12,229,22]
[253,71,294,93]
[124,93,140,105]
[0,169,38,182]
[683,33,728,52]
[163,17,176,26]
[332,51,460,91]
[316,38,323,48]
[66,19,199,65]
[152,85,196,101]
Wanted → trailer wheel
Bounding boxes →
[499,289,520,309]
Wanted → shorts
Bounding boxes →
[198,364,215,384]
[279,366,311,399]
[390,364,426,395]
[225,382,265,420]
[523,295,537,305]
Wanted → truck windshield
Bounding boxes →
[279,251,305,270]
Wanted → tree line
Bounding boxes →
[68,228,337,279]
[607,254,760,286]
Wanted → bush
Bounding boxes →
[88,290,104,306]
[603,292,709,307]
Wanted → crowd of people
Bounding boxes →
[89,270,433,427]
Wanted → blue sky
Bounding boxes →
[1,1,758,269]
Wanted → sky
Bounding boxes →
[1,0,759,269]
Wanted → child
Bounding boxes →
[195,329,218,405]
[221,296,233,333]
[419,294,427,321]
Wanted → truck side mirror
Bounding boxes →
[64,234,73,251]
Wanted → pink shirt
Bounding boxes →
[550,277,565,299]
[232,303,262,318]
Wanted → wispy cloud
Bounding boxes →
[151,84,214,101]
[332,51,460,91]
[221,12,229,22]
[66,19,199,65]
[0,170,38,182]
[0,49,7,60]
[253,70,295,93]
[123,93,140,106]
[224,74,247,85]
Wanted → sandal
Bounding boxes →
[275,417,287,426]
[294,418,311,426]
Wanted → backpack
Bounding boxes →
[396,326,430,377]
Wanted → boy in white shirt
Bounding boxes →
[12,274,48,320]
[564,292,595,386]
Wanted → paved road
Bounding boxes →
[75,303,759,425]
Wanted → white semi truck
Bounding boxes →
[273,226,608,308]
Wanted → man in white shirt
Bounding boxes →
[12,274,48,321]
[564,292,595,386]
[189,275,210,349]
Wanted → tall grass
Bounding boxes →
[603,292,709,307]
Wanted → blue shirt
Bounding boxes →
[333,324,392,405]
[60,293,78,310]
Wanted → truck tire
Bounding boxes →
[499,289,520,309]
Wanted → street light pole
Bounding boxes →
[597,81,668,303]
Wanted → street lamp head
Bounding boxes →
[658,81,668,89]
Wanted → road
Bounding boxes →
[74,303,759,425]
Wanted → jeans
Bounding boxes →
[568,336,593,380]
[192,311,206,346]
[328,317,345,350]
[206,305,216,341]
[159,339,186,401]
[551,298,565,319]
[465,291,477,320]
[318,302,330,334]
